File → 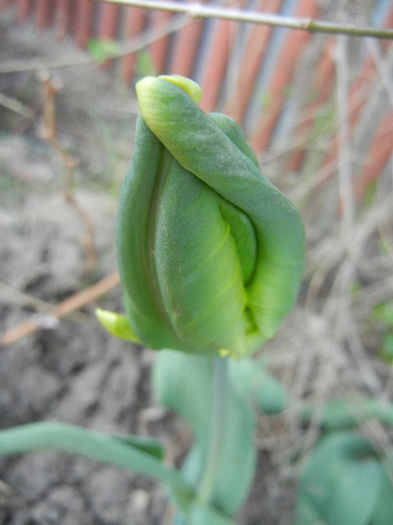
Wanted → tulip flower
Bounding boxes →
[115,75,305,358]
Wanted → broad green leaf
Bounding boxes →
[229,358,288,414]
[188,502,238,525]
[0,422,192,507]
[301,399,393,432]
[174,503,238,525]
[370,448,393,525]
[295,432,384,525]
[326,461,382,525]
[153,351,256,515]
[111,433,164,460]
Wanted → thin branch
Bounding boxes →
[94,0,393,40]
[0,271,120,346]
[41,74,97,271]
[0,91,34,119]
[336,36,354,243]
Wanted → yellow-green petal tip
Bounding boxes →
[95,308,140,343]
[159,74,202,104]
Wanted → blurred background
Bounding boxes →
[0,1,393,524]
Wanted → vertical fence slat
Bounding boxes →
[121,6,146,83]
[16,0,33,22]
[319,56,376,183]
[200,0,245,113]
[149,10,173,73]
[98,2,120,40]
[55,0,73,39]
[169,0,205,78]
[319,4,393,184]
[199,18,232,112]
[75,0,94,48]
[355,111,393,200]
[223,0,282,124]
[98,2,121,70]
[37,0,51,29]
[250,0,320,153]
[286,35,335,172]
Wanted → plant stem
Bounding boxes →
[197,355,228,506]
[94,0,393,40]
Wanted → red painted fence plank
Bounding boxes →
[200,0,245,113]
[55,0,74,39]
[250,0,320,153]
[169,0,205,78]
[75,0,94,48]
[318,5,393,185]
[121,6,146,83]
[355,111,393,200]
[286,35,336,172]
[37,0,51,29]
[98,2,120,70]
[149,9,173,73]
[16,0,32,22]
[223,0,282,124]
[98,2,120,40]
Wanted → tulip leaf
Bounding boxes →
[153,350,256,516]
[174,502,238,525]
[0,422,192,507]
[188,502,238,525]
[111,433,164,460]
[295,432,385,525]
[229,358,288,414]
[370,448,393,525]
[301,398,393,431]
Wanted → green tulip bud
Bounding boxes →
[116,75,305,358]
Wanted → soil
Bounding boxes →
[1,8,392,525]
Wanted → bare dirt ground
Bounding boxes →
[1,8,393,525]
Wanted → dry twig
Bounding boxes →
[41,74,97,271]
[0,271,120,346]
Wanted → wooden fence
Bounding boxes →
[2,0,393,201]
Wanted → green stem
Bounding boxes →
[197,355,228,506]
